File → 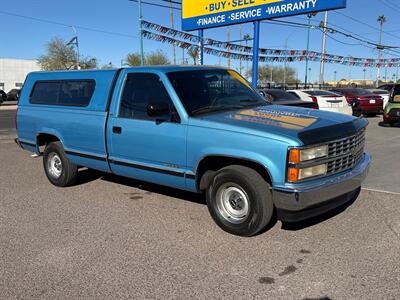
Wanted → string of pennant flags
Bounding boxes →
[142,20,400,68]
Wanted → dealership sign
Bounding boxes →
[182,0,347,31]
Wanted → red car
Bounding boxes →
[330,88,383,117]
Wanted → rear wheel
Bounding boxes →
[206,165,274,237]
[43,142,78,187]
[365,113,377,117]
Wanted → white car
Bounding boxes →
[287,90,353,115]
[368,89,390,108]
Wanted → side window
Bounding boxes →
[59,81,95,106]
[30,80,95,106]
[392,85,400,97]
[30,81,60,104]
[119,73,175,121]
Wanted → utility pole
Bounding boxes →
[138,0,144,66]
[376,15,386,87]
[239,25,243,74]
[305,13,315,88]
[319,11,328,86]
[334,70,337,82]
[67,27,80,70]
[363,68,366,81]
[244,33,251,79]
[227,27,231,68]
[169,0,176,65]
[283,35,290,88]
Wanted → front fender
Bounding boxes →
[188,128,292,186]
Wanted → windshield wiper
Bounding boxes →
[191,105,245,116]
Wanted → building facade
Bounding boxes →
[0,59,41,92]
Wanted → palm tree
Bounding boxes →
[377,15,386,26]
[188,47,199,65]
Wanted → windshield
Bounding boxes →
[167,69,267,116]
[265,89,300,101]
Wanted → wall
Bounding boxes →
[0,59,41,92]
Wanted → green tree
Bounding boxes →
[247,65,299,84]
[38,37,97,70]
[187,47,199,65]
[126,50,170,66]
[126,53,141,67]
[146,50,170,65]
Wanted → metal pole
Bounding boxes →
[71,26,80,70]
[376,16,385,87]
[76,36,80,70]
[227,27,231,68]
[169,0,176,65]
[283,38,287,88]
[198,29,204,65]
[139,0,144,66]
[305,15,312,88]
[251,21,260,88]
[319,11,328,86]
[239,25,243,75]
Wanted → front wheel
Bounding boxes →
[206,165,274,236]
[43,141,78,187]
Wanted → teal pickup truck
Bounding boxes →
[15,66,370,236]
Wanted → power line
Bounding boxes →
[379,0,400,14]
[129,0,181,10]
[0,10,138,39]
[334,11,400,41]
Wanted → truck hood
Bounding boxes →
[189,105,368,145]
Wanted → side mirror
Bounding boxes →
[147,102,170,118]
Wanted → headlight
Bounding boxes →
[288,145,328,163]
[287,145,329,182]
[288,164,327,182]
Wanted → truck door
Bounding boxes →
[107,72,187,190]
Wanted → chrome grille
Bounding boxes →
[327,128,366,175]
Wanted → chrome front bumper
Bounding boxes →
[272,152,371,220]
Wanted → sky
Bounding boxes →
[1,0,400,83]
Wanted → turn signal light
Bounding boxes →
[288,168,299,182]
[288,149,300,164]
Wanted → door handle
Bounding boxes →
[112,126,122,134]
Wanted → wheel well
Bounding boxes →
[196,156,272,191]
[36,133,60,152]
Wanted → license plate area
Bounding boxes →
[370,100,376,104]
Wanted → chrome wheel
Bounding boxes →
[47,152,62,178]
[215,183,250,224]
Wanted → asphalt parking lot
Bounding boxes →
[1,107,399,299]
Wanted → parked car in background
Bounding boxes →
[0,90,6,104]
[383,84,400,127]
[6,89,21,101]
[329,88,383,117]
[369,89,390,108]
[287,89,352,115]
[260,89,319,109]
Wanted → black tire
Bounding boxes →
[389,120,395,127]
[206,165,274,237]
[365,113,377,117]
[43,141,78,187]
